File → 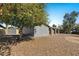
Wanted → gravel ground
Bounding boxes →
[10,34,79,56]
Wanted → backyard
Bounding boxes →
[0,3,79,56]
[9,34,79,56]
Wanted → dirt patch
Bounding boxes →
[66,36,79,44]
[10,34,79,56]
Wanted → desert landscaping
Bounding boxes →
[0,3,79,56]
[10,34,79,56]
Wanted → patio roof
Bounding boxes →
[0,24,5,29]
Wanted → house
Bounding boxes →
[34,25,50,37]
[5,27,20,35]
[0,24,5,36]
[22,24,54,37]
[0,24,54,37]
[22,27,34,36]
[0,25,20,35]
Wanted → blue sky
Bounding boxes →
[45,3,79,27]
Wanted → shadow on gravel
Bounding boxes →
[0,34,33,56]
[20,34,33,41]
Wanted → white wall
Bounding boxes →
[34,25,49,37]
[5,27,20,35]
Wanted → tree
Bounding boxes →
[16,4,48,28]
[74,24,79,31]
[75,24,79,31]
[58,25,64,33]
[62,11,78,34]
[52,24,56,28]
[0,3,48,30]
[52,24,57,34]
[0,4,3,24]
[0,4,14,28]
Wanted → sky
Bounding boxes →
[45,3,79,27]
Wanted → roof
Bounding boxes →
[0,24,5,29]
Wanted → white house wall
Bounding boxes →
[5,27,20,35]
[34,25,49,37]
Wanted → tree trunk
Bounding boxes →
[19,27,23,40]
[5,24,8,35]
[6,24,8,29]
